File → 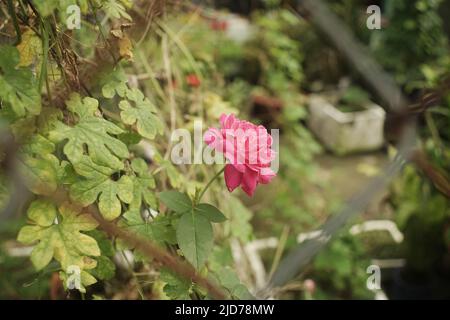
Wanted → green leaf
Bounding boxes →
[208,246,252,299]
[223,196,253,242]
[213,267,253,299]
[103,0,133,21]
[86,230,115,257]
[176,209,213,269]
[17,200,100,273]
[153,152,183,188]
[90,256,116,280]
[70,156,133,220]
[27,199,57,227]
[127,158,157,214]
[49,93,128,170]
[120,210,176,245]
[19,155,59,196]
[84,230,116,280]
[33,0,89,18]
[195,204,227,223]
[160,268,192,300]
[18,135,62,196]
[159,191,192,213]
[0,46,40,117]
[119,88,164,140]
[101,66,128,99]
[118,131,142,145]
[0,174,11,212]
[16,27,42,67]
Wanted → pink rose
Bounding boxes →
[204,114,276,196]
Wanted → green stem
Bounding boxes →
[39,19,50,94]
[197,166,225,203]
[7,0,21,45]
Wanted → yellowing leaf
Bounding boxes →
[18,135,63,196]
[17,200,100,275]
[111,29,133,61]
[0,45,41,117]
[16,28,42,67]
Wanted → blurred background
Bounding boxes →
[0,0,449,299]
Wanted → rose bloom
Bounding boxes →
[204,114,276,196]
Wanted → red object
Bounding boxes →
[186,74,201,88]
[210,19,228,31]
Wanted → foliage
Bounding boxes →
[371,0,449,89]
[0,0,251,300]
[1,0,449,301]
[309,234,374,299]
[18,200,100,292]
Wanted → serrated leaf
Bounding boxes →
[86,230,115,257]
[176,209,213,269]
[70,156,133,220]
[212,267,253,299]
[195,204,227,223]
[101,67,128,98]
[49,93,128,169]
[19,155,59,196]
[0,45,40,117]
[18,135,62,196]
[119,88,163,139]
[59,268,97,294]
[27,198,57,227]
[127,158,157,213]
[160,268,192,300]
[90,256,116,280]
[17,200,100,273]
[103,0,132,21]
[33,0,89,18]
[120,210,176,245]
[159,191,192,213]
[154,152,182,188]
[32,0,59,16]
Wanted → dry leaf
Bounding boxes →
[110,29,134,61]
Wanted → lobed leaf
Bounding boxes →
[0,46,40,117]
[119,88,164,140]
[49,93,129,170]
[70,156,133,220]
[17,200,100,277]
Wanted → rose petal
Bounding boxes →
[241,167,259,196]
[224,164,243,192]
[259,167,276,184]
